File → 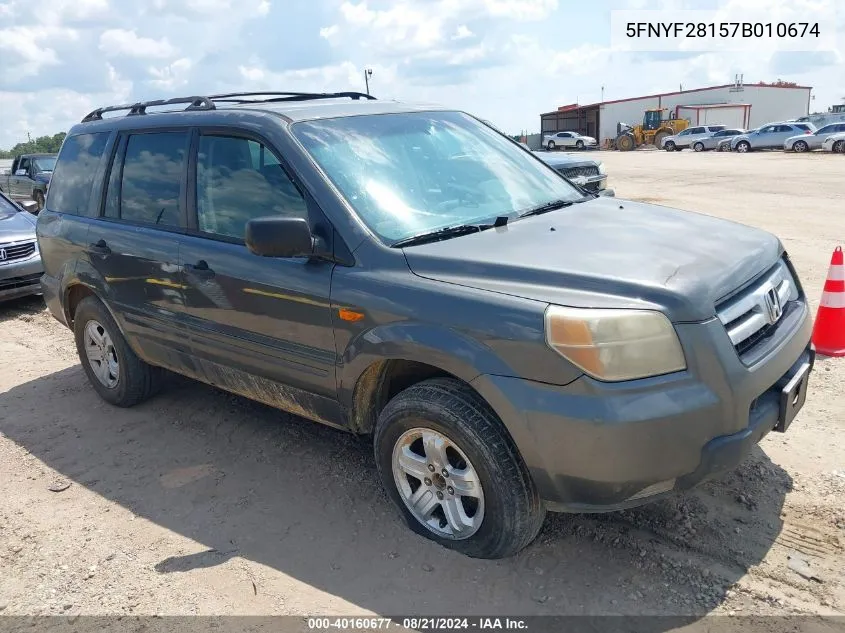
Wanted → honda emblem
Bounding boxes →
[763,286,783,324]
[0,248,6,261]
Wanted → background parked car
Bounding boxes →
[694,128,746,151]
[784,122,845,152]
[0,190,43,302]
[533,151,614,196]
[543,131,597,151]
[0,153,56,212]
[661,125,726,151]
[731,122,816,152]
[821,132,845,153]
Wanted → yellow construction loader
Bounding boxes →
[614,109,689,151]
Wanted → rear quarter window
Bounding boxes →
[47,133,110,216]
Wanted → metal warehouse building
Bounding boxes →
[540,82,812,145]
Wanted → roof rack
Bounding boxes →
[208,91,376,103]
[81,91,375,123]
[82,96,215,122]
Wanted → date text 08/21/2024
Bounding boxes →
[307,617,528,630]
[625,22,820,38]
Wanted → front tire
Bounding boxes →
[34,190,45,211]
[575,140,584,150]
[73,296,162,407]
[374,378,545,559]
[736,141,751,153]
[793,140,809,153]
[664,141,676,151]
[546,141,556,151]
[833,140,845,154]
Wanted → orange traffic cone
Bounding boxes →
[811,246,845,357]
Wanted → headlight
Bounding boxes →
[596,162,606,175]
[544,306,686,381]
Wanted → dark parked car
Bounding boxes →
[0,153,57,211]
[37,92,815,559]
[532,150,614,196]
[0,191,43,302]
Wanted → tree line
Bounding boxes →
[0,133,67,159]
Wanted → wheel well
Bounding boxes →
[351,360,458,434]
[65,284,96,326]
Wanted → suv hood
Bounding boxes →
[0,209,37,243]
[403,197,781,322]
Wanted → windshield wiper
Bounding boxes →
[391,223,487,248]
[517,198,584,219]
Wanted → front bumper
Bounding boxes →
[471,303,814,512]
[0,255,43,302]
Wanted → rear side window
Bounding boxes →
[46,133,109,216]
[794,124,813,132]
[110,131,188,228]
[689,127,705,134]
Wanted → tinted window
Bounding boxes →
[18,157,31,173]
[47,132,110,216]
[119,132,187,227]
[794,124,814,132]
[196,135,307,240]
[677,129,691,136]
[293,111,584,243]
[689,127,705,134]
[33,156,56,172]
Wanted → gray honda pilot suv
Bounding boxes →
[37,92,815,559]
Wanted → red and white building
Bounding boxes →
[540,82,812,145]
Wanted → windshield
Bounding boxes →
[292,111,584,243]
[0,192,20,219]
[33,157,56,172]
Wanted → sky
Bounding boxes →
[0,0,843,148]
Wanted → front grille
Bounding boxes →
[0,272,41,291]
[0,240,36,264]
[716,259,798,360]
[559,165,600,179]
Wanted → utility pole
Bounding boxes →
[364,68,373,95]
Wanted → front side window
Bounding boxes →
[118,131,188,227]
[18,158,31,173]
[196,135,306,240]
[47,132,110,216]
[292,111,584,243]
[677,129,690,136]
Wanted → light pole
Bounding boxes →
[364,68,373,95]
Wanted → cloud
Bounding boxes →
[147,58,194,89]
[320,24,339,40]
[452,25,474,40]
[99,29,177,58]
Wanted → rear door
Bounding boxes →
[179,129,341,424]
[86,128,192,370]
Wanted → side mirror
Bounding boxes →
[15,169,27,176]
[18,200,39,214]
[245,216,314,258]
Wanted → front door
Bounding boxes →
[179,131,341,425]
[12,157,33,199]
[87,129,191,370]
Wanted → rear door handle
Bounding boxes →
[184,260,215,280]
[89,239,111,256]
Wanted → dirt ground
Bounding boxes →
[0,149,843,626]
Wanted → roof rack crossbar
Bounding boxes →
[208,91,376,102]
[81,96,215,122]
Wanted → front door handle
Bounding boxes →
[89,239,111,256]
[184,260,215,280]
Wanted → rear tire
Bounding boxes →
[693,142,705,152]
[73,296,162,407]
[374,378,545,559]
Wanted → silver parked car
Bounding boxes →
[0,191,43,302]
[691,128,746,151]
[542,131,598,151]
[532,151,614,196]
[784,122,845,152]
[731,122,816,152]
[661,125,726,151]
[820,131,845,153]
